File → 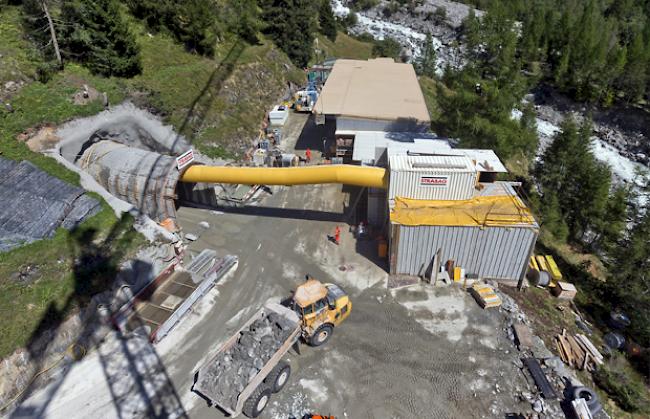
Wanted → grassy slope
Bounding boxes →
[0,6,40,86]
[315,32,374,61]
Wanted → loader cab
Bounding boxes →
[292,279,352,346]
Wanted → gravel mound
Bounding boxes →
[200,311,296,410]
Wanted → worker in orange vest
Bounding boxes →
[334,226,341,245]
[305,147,312,163]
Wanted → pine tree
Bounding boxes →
[609,205,650,346]
[538,117,613,241]
[541,192,569,241]
[60,0,141,77]
[124,0,173,31]
[22,0,62,68]
[318,0,337,42]
[171,0,219,55]
[617,30,648,103]
[460,8,480,50]
[414,33,437,78]
[227,0,261,44]
[591,186,628,252]
[261,0,315,68]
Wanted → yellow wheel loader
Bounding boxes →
[290,277,352,346]
[193,278,351,417]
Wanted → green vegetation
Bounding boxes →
[318,0,337,42]
[461,0,650,105]
[434,4,537,161]
[125,0,223,56]
[349,0,379,11]
[371,37,403,60]
[594,357,650,414]
[0,6,41,85]
[316,32,373,61]
[535,117,620,245]
[60,0,141,77]
[414,33,437,78]
[0,207,145,359]
[261,0,317,67]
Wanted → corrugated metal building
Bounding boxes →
[388,155,478,203]
[388,182,539,282]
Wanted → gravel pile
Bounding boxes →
[201,311,296,410]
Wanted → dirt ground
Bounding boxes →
[171,115,535,418]
[16,113,539,419]
[176,184,533,419]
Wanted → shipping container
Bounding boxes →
[389,223,538,281]
[388,155,477,203]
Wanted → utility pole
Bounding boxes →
[41,0,62,67]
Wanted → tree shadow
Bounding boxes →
[8,214,187,419]
[136,40,246,220]
[172,40,246,150]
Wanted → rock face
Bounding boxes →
[201,311,296,410]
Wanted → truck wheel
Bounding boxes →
[243,385,272,418]
[265,361,291,393]
[309,324,333,347]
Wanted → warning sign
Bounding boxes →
[420,175,449,188]
[176,149,194,170]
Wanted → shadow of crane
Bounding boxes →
[138,40,246,220]
[8,214,187,419]
[171,39,246,151]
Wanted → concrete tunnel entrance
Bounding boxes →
[56,104,220,226]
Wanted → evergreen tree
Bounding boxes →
[371,37,402,60]
[126,0,219,55]
[608,205,650,346]
[171,0,219,55]
[541,192,569,241]
[60,0,141,77]
[124,0,173,32]
[22,0,49,46]
[260,0,315,68]
[318,0,337,42]
[537,117,613,241]
[226,0,261,44]
[414,33,437,78]
[460,8,480,49]
[617,30,648,103]
[591,186,629,252]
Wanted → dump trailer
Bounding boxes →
[193,279,351,417]
[193,303,301,418]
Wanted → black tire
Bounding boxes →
[265,361,291,393]
[572,386,601,414]
[242,385,272,418]
[309,324,333,347]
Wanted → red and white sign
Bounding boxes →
[420,175,449,188]
[176,149,195,170]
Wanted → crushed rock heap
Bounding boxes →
[204,311,296,410]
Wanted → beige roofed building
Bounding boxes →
[313,58,431,125]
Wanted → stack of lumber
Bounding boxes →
[470,283,502,309]
[555,330,604,371]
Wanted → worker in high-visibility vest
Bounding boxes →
[305,147,312,163]
[334,226,341,245]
